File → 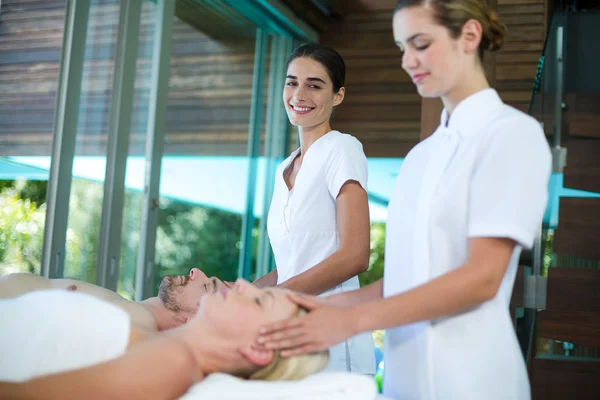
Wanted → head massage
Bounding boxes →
[0,1,525,398]
[0,275,327,372]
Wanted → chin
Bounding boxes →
[416,84,443,98]
[287,115,309,128]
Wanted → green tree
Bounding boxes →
[154,199,243,290]
[0,182,46,276]
[359,222,386,287]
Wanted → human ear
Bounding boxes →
[332,87,345,107]
[240,343,274,366]
[461,19,483,55]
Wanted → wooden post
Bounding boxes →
[420,97,444,140]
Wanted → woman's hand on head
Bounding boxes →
[256,292,356,357]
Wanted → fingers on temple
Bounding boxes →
[287,292,320,309]
[259,318,303,335]
[281,343,322,357]
[259,327,305,345]
[266,335,312,350]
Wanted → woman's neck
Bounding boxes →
[297,121,332,160]
[167,319,256,378]
[441,65,490,117]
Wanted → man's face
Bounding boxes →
[158,268,227,315]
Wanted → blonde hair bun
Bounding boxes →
[484,9,506,52]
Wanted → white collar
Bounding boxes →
[439,89,503,139]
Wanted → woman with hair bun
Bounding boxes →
[259,1,551,399]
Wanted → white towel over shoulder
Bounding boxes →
[180,372,379,400]
[0,290,130,382]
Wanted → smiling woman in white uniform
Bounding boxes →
[252,44,375,374]
[258,1,552,399]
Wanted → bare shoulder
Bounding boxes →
[49,279,125,302]
[48,280,157,330]
[0,273,158,331]
[0,273,52,298]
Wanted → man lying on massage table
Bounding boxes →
[0,268,227,332]
[0,280,332,400]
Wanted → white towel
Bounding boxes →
[0,290,130,382]
[179,372,379,400]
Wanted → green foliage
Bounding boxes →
[0,179,388,303]
[0,182,46,276]
[359,222,386,287]
[62,179,104,283]
[372,329,385,349]
[154,198,243,290]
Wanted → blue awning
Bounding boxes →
[2,156,599,227]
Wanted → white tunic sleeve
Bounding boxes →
[467,116,552,249]
[324,135,368,199]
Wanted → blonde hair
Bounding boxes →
[249,309,330,381]
[394,0,507,59]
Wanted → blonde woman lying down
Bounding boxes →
[0,279,328,400]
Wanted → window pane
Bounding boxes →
[118,0,158,300]
[0,1,67,276]
[63,0,119,283]
[154,4,259,293]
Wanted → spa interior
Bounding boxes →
[0,0,599,399]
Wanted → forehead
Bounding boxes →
[286,57,329,80]
[265,288,297,317]
[393,6,439,42]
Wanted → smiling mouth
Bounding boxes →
[290,104,314,114]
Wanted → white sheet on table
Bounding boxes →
[0,290,130,382]
[179,372,379,400]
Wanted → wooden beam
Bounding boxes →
[539,310,600,348]
[420,97,443,140]
[546,267,600,312]
[554,198,600,259]
[485,0,497,87]
[532,357,600,400]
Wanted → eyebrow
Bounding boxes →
[285,75,327,85]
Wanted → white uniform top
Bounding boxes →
[267,130,376,374]
[0,290,130,382]
[383,89,551,400]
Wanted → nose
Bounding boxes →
[401,48,418,71]
[292,86,307,103]
[233,278,260,295]
[189,268,207,281]
[233,278,249,292]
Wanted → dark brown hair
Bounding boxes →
[286,43,346,92]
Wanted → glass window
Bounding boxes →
[62,0,119,283]
[0,1,67,277]
[117,0,158,300]
[153,4,260,293]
